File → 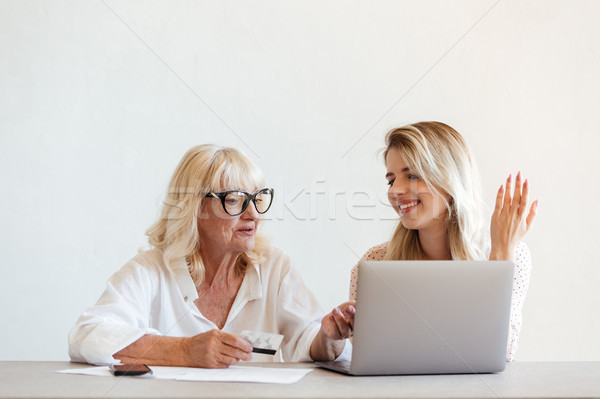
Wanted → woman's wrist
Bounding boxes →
[114,335,191,367]
[310,328,344,361]
[177,336,192,366]
[489,245,515,261]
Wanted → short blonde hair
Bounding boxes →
[383,122,486,261]
[146,145,269,286]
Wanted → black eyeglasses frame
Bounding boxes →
[205,188,274,216]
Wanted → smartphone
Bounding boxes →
[109,364,152,376]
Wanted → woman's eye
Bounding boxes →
[408,174,419,180]
[225,198,239,205]
[387,179,395,186]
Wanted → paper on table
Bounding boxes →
[56,365,312,384]
[176,366,312,384]
[56,366,112,377]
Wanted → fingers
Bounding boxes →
[332,308,352,338]
[339,302,356,330]
[219,331,252,362]
[502,174,512,210]
[526,199,539,231]
[512,172,522,212]
[490,172,537,255]
[494,184,504,214]
[190,330,252,368]
[326,303,355,340]
[220,331,253,353]
[497,172,531,217]
[519,178,530,217]
[218,343,250,365]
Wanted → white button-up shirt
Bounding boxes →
[69,247,335,365]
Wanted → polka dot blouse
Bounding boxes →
[349,241,532,362]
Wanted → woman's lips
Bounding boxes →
[396,200,420,215]
[236,227,255,236]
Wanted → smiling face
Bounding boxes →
[385,147,449,235]
[197,186,261,257]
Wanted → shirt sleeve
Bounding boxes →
[506,241,532,361]
[68,260,162,365]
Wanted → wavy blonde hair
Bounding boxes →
[383,122,486,261]
[146,145,269,287]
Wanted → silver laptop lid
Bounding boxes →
[351,261,514,375]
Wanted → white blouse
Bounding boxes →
[349,241,532,361]
[69,247,330,365]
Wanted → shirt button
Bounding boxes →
[184,296,188,301]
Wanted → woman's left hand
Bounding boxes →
[490,171,538,260]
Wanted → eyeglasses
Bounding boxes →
[205,188,274,216]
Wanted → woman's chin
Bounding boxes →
[400,218,420,230]
[233,237,255,252]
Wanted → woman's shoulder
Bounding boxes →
[259,246,288,263]
[350,242,389,273]
[361,242,389,261]
[254,246,304,288]
[254,246,293,274]
[113,248,166,280]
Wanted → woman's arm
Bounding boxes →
[69,257,252,368]
[68,261,159,365]
[506,242,532,361]
[114,330,252,368]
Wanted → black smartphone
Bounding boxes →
[109,364,152,376]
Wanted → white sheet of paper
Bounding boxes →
[176,366,312,384]
[55,365,312,384]
[56,366,112,377]
[147,366,205,380]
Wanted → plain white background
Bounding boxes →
[1,0,598,361]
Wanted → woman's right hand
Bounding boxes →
[183,329,253,368]
[310,301,356,361]
[320,301,356,340]
[490,172,538,261]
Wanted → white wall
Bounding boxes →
[1,0,598,361]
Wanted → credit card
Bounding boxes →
[241,330,284,355]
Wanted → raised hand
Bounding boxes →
[490,172,538,261]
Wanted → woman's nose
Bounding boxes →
[389,180,408,196]
[242,200,259,219]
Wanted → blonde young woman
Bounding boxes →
[69,145,349,367]
[326,121,538,361]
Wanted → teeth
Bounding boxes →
[399,201,418,210]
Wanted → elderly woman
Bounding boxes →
[68,145,348,367]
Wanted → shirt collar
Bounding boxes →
[168,256,263,308]
[169,257,199,305]
[243,261,263,301]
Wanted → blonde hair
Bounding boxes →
[383,122,486,261]
[146,145,269,287]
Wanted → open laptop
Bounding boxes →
[317,260,514,375]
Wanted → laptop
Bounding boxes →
[317,260,514,375]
